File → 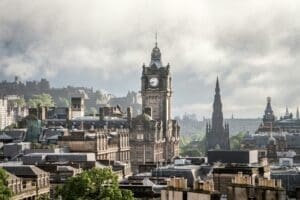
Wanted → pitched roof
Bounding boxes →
[1,165,47,178]
[0,132,13,141]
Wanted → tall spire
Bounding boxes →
[215,76,220,94]
[212,76,223,128]
[265,97,273,114]
[206,77,230,150]
[297,107,299,119]
[263,97,275,125]
[155,32,158,47]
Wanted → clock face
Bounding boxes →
[149,77,159,87]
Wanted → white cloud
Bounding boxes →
[0,0,300,118]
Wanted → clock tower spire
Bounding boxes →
[141,41,171,131]
[130,38,179,171]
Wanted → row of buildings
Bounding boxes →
[0,42,181,199]
[2,40,300,199]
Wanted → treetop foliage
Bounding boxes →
[0,168,12,200]
[57,167,135,200]
[28,93,55,108]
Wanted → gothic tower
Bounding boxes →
[136,39,179,164]
[141,41,171,133]
[263,97,275,127]
[206,77,230,150]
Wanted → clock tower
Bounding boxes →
[141,42,172,132]
[129,38,179,171]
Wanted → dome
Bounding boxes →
[150,43,162,67]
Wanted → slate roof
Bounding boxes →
[22,152,96,165]
[0,132,13,141]
[0,129,26,142]
[1,165,48,178]
[151,165,203,187]
[249,133,300,148]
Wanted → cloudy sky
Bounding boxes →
[0,0,300,118]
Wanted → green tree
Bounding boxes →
[87,107,97,116]
[95,90,103,98]
[28,93,55,108]
[180,135,207,157]
[37,194,50,200]
[58,168,135,200]
[58,97,70,107]
[0,168,12,200]
[16,97,26,107]
[230,132,245,150]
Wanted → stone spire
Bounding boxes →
[263,97,275,125]
[265,97,273,114]
[212,77,223,133]
[206,77,230,150]
[285,107,289,116]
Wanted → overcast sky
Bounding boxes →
[0,0,300,118]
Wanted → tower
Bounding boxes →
[141,40,172,133]
[129,38,179,171]
[206,77,230,150]
[263,97,275,127]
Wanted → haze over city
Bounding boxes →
[0,0,299,118]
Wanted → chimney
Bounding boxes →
[38,106,46,120]
[144,107,152,118]
[66,107,72,120]
[127,107,132,127]
[99,107,104,121]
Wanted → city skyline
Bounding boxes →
[0,0,299,118]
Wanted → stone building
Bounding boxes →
[130,41,180,172]
[161,177,221,200]
[58,129,130,163]
[212,160,270,195]
[256,97,279,133]
[129,112,165,172]
[1,164,50,200]
[206,78,230,150]
[241,97,300,155]
[256,97,300,133]
[228,172,286,200]
[0,77,50,99]
[1,97,10,128]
